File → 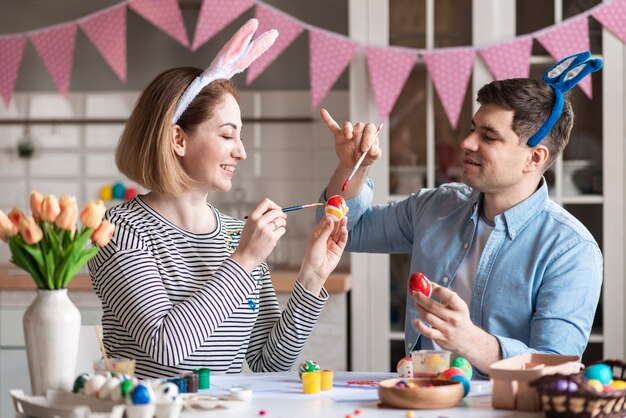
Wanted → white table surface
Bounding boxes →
[183,372,545,418]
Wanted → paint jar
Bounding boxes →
[301,371,321,394]
[184,373,198,393]
[196,368,210,390]
[411,350,451,377]
[320,370,333,391]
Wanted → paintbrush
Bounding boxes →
[94,325,111,372]
[244,202,324,219]
[342,123,383,192]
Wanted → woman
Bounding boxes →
[88,62,347,378]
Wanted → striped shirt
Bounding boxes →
[88,196,328,379]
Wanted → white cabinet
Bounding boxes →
[348,0,622,371]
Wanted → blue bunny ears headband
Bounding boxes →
[527,51,603,147]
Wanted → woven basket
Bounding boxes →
[530,360,626,418]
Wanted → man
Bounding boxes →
[318,52,603,378]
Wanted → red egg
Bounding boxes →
[326,195,344,208]
[409,272,432,297]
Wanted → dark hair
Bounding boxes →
[116,68,239,196]
[477,78,574,169]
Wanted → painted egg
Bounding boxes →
[325,195,349,222]
[98,377,121,400]
[450,374,470,397]
[84,374,107,397]
[437,367,466,380]
[72,373,92,394]
[450,357,473,380]
[584,364,613,385]
[586,379,604,392]
[99,185,112,201]
[298,360,321,380]
[130,383,152,405]
[119,379,136,398]
[396,356,413,378]
[154,382,180,403]
[611,380,626,390]
[548,378,578,393]
[112,182,126,200]
[408,272,432,297]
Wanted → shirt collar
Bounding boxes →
[497,177,549,240]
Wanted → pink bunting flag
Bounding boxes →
[536,17,593,98]
[129,0,189,48]
[479,37,533,80]
[30,24,77,96]
[366,47,418,120]
[309,30,359,109]
[192,0,254,51]
[422,48,475,129]
[80,4,127,82]
[592,0,626,44]
[246,4,304,84]
[0,35,26,107]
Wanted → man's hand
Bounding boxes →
[412,284,501,372]
[320,109,382,198]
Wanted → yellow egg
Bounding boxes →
[611,380,626,390]
[587,379,604,392]
[99,185,113,201]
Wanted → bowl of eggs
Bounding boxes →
[377,378,465,409]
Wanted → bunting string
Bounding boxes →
[0,0,621,128]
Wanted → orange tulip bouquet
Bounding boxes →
[0,191,114,289]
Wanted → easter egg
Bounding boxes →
[325,195,349,222]
[99,185,113,201]
[72,373,92,394]
[438,367,466,380]
[408,272,432,297]
[611,380,626,390]
[98,377,121,400]
[586,379,604,392]
[450,357,473,380]
[548,378,578,393]
[450,374,470,397]
[396,356,413,378]
[84,374,107,397]
[584,364,613,385]
[154,382,179,403]
[112,182,126,200]
[130,383,152,405]
[120,379,136,397]
[124,187,138,201]
[298,360,320,380]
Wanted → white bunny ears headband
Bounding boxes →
[171,19,279,125]
[526,51,602,147]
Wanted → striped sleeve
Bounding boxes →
[246,264,329,372]
[89,221,256,367]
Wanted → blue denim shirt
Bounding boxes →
[319,178,602,376]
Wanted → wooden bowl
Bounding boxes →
[377,378,464,409]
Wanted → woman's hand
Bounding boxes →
[297,216,348,296]
[232,198,287,272]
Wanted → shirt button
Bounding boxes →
[463,242,469,249]
[511,230,517,237]
[442,277,449,283]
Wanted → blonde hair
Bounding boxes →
[116,68,240,196]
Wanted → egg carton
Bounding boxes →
[11,389,125,418]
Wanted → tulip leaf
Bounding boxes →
[8,237,45,288]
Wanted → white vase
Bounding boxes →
[23,288,81,396]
